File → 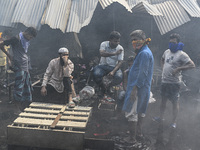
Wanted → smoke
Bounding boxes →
[0,2,200,149]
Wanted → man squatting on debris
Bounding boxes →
[92,31,124,100]
[0,27,37,111]
[122,30,154,142]
[153,33,195,128]
[41,47,76,108]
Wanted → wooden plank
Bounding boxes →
[63,111,90,116]
[31,79,41,86]
[24,108,60,114]
[7,126,84,150]
[50,113,63,129]
[50,105,67,128]
[14,118,53,126]
[62,115,88,121]
[19,113,57,119]
[7,125,85,133]
[30,102,63,109]
[24,108,90,116]
[14,118,87,128]
[30,102,92,111]
[60,105,67,112]
[19,113,88,121]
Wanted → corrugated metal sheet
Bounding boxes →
[41,0,72,32]
[11,0,47,30]
[126,0,168,7]
[66,0,99,33]
[0,0,200,35]
[178,0,200,17]
[99,0,132,12]
[149,0,168,4]
[100,0,162,16]
[127,0,146,8]
[131,1,163,16]
[0,0,18,27]
[153,1,191,35]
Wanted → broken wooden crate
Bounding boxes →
[98,99,117,111]
[7,102,92,150]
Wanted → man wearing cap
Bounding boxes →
[41,47,75,108]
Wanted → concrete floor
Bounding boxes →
[0,86,200,150]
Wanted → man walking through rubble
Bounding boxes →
[0,27,37,111]
[122,30,154,143]
[153,33,195,128]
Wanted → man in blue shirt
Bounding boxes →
[123,30,154,143]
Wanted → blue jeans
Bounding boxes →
[93,65,122,86]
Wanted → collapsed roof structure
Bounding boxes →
[0,0,200,35]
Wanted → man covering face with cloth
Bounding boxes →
[153,33,195,129]
[122,30,154,144]
[41,47,76,108]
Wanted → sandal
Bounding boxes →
[68,101,75,108]
[72,95,80,103]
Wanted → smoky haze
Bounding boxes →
[0,2,200,149]
[1,2,200,108]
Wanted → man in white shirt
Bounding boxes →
[41,47,75,108]
[93,31,124,99]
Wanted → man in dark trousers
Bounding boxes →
[41,47,76,108]
[0,27,37,112]
[123,30,154,143]
[154,33,195,128]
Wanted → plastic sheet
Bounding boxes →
[79,85,95,100]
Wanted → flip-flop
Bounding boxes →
[68,101,75,108]
[72,95,80,102]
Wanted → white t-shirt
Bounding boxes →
[162,49,191,83]
[99,41,124,67]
